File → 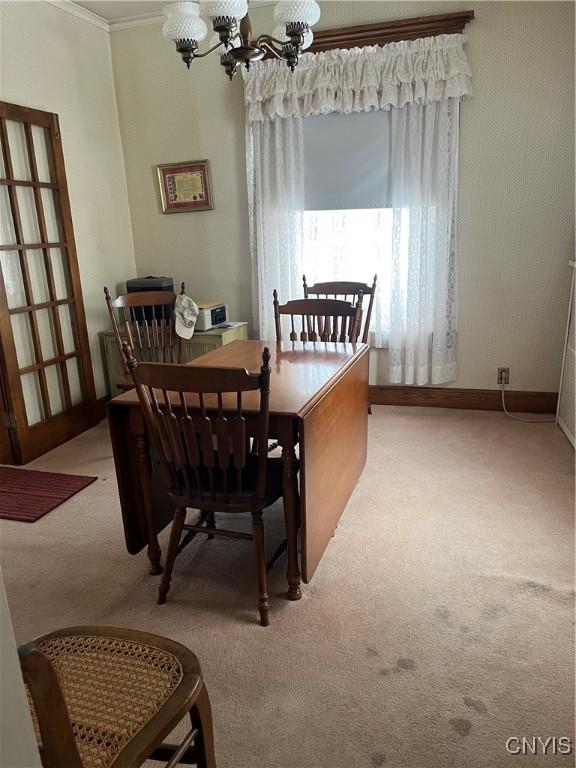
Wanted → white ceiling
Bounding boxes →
[74,1,167,21]
[74,0,272,22]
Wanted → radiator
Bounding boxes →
[100,324,248,397]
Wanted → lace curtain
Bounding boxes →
[244,34,471,384]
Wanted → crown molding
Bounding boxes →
[109,12,164,31]
[44,1,298,35]
[108,0,277,31]
[44,0,110,31]
[43,0,162,33]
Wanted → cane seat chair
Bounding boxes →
[302,274,378,344]
[273,291,364,343]
[19,625,216,768]
[104,283,186,391]
[124,345,283,627]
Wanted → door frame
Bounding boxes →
[0,349,16,464]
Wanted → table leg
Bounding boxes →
[135,433,163,575]
[281,444,302,601]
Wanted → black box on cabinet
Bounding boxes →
[126,276,175,321]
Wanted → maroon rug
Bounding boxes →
[0,467,97,523]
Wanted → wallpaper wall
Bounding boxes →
[111,12,251,333]
[112,2,574,390]
[0,0,136,397]
[2,1,571,393]
[110,0,574,391]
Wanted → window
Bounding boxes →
[302,207,411,345]
[245,34,464,382]
[301,110,396,339]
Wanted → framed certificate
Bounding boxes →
[157,159,214,213]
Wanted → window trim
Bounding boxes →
[308,11,474,53]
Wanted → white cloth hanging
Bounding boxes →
[243,34,471,384]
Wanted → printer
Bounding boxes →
[195,301,228,331]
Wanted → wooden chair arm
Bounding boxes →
[18,643,83,768]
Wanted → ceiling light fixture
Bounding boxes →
[162,0,320,79]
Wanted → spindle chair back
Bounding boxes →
[104,283,186,373]
[124,345,278,625]
[303,274,378,344]
[125,346,271,509]
[273,291,363,344]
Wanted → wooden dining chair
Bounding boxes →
[124,344,283,627]
[273,291,364,343]
[303,274,378,344]
[19,625,216,768]
[104,284,186,390]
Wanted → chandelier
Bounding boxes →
[162,0,321,79]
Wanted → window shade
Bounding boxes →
[303,111,391,211]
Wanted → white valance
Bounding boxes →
[243,33,472,122]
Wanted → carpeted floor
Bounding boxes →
[1,407,574,768]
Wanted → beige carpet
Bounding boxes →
[1,406,574,768]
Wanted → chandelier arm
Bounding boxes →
[255,34,290,49]
[257,40,289,60]
[193,39,229,59]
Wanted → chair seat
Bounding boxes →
[27,628,202,768]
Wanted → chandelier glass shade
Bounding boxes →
[162,0,321,78]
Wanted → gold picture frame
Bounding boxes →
[157,159,214,213]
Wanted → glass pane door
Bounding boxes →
[0,101,97,463]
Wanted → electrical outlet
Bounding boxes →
[497,367,510,385]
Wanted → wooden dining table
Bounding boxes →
[107,339,369,599]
